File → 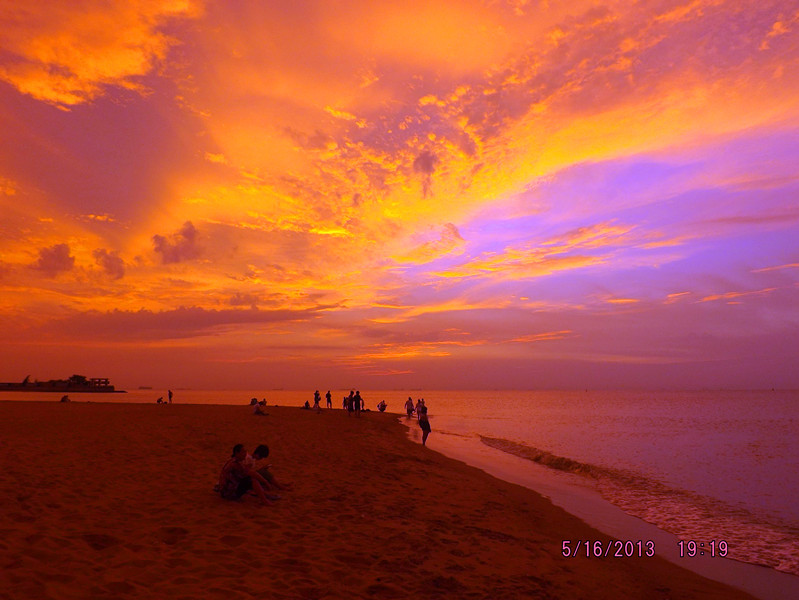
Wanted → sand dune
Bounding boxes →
[0,401,754,599]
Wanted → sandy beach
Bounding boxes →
[0,401,755,599]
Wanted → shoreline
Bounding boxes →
[402,418,799,600]
[1,401,758,599]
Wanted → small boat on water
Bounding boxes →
[0,374,125,393]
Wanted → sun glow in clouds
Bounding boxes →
[1,0,798,389]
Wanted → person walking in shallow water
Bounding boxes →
[405,397,414,418]
[417,399,431,446]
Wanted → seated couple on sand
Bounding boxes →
[216,444,291,505]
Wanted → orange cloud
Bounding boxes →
[752,263,799,273]
[435,222,633,280]
[700,287,777,303]
[665,291,692,304]
[392,223,465,264]
[2,1,799,389]
[0,1,203,106]
[509,330,573,343]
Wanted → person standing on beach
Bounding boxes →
[168,390,173,404]
[325,390,332,409]
[354,390,362,417]
[313,390,321,412]
[418,400,431,446]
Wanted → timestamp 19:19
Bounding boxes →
[678,540,728,557]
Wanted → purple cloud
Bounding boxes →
[93,248,125,279]
[229,292,260,308]
[413,150,438,197]
[37,304,338,342]
[152,221,201,264]
[32,243,74,277]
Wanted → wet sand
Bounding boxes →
[0,401,755,599]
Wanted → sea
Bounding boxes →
[5,388,798,597]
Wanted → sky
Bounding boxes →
[1,0,797,390]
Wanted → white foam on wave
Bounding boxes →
[481,435,799,577]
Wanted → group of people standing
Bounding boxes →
[302,390,365,415]
[300,390,432,445]
[343,390,364,415]
[312,390,334,410]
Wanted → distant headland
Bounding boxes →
[0,374,125,393]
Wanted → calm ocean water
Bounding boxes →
[5,388,798,578]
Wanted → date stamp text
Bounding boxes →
[561,539,656,558]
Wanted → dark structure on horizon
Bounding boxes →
[0,374,124,393]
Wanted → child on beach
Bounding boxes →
[217,444,273,505]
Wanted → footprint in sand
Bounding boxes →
[364,582,404,598]
[103,580,137,594]
[81,533,121,550]
[220,535,246,547]
[156,526,189,545]
[271,557,313,572]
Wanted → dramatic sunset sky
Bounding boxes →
[1,0,797,390]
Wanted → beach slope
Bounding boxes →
[0,402,755,599]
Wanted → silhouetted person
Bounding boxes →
[325,390,332,409]
[405,397,414,417]
[418,400,431,446]
[168,390,173,403]
[354,390,362,417]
